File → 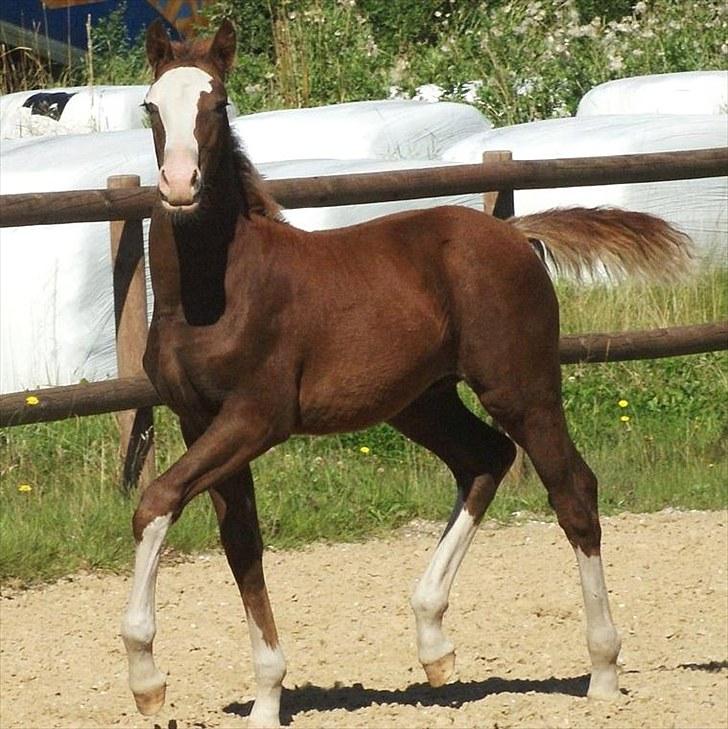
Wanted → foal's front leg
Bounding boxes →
[120,399,288,718]
[209,472,286,729]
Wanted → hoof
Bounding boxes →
[248,718,281,729]
[248,712,281,729]
[132,682,166,716]
[587,668,620,701]
[423,651,456,687]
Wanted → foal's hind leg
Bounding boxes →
[389,384,516,687]
[208,471,286,729]
[485,392,622,700]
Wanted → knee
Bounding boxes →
[132,486,178,542]
[552,497,601,553]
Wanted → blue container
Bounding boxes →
[0,1,197,63]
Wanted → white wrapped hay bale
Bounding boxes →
[232,99,491,164]
[577,71,728,117]
[1,86,150,139]
[0,129,157,394]
[442,114,728,262]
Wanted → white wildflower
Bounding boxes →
[414,84,445,103]
[461,80,484,103]
[516,78,535,96]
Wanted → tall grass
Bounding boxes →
[1,270,726,586]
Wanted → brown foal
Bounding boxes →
[120,19,692,728]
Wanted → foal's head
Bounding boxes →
[144,19,236,215]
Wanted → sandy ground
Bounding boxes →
[1,509,726,729]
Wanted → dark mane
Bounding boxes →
[229,132,284,222]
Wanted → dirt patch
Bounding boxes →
[1,510,726,729]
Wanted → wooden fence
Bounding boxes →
[1,147,727,490]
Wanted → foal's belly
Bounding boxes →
[295,337,453,435]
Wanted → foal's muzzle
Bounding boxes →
[159,148,202,211]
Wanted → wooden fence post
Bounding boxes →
[482,150,528,482]
[108,175,155,493]
[483,150,515,219]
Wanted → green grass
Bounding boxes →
[1,270,726,585]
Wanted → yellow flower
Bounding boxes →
[17,483,32,493]
[25,395,40,406]
[620,415,630,423]
[618,399,629,408]
[359,446,371,455]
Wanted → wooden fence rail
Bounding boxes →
[1,146,726,489]
[2,321,726,428]
[1,148,726,227]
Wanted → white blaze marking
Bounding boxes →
[246,612,286,728]
[411,507,478,665]
[121,513,172,696]
[574,547,621,698]
[146,66,214,157]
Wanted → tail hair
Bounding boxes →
[508,207,694,281]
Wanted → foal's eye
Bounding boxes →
[214,101,229,115]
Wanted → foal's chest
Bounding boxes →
[144,319,243,416]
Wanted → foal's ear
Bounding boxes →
[146,18,173,75]
[209,19,236,75]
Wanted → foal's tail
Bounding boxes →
[508,207,694,281]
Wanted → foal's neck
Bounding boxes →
[168,130,244,326]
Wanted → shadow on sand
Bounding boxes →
[678,660,728,673]
[223,674,591,724]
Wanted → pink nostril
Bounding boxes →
[159,153,200,205]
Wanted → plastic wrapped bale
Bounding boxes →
[232,99,491,164]
[442,114,728,263]
[259,158,482,231]
[0,85,238,139]
[577,71,728,117]
[0,129,158,394]
[1,86,147,138]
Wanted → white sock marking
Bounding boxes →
[411,507,478,665]
[246,611,286,728]
[574,547,621,698]
[120,513,171,696]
